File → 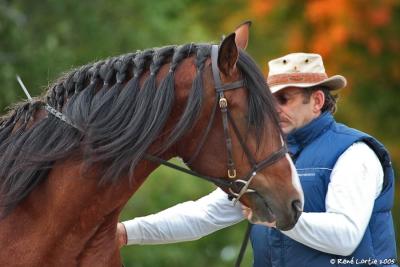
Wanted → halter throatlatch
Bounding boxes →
[16,44,288,204]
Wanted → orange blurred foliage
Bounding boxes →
[287,26,305,52]
[249,0,276,17]
[303,0,396,57]
[311,34,332,57]
[368,6,391,27]
[306,0,352,23]
[368,36,383,55]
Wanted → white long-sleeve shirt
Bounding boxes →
[122,142,383,256]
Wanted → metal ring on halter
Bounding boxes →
[229,172,257,205]
[228,181,255,198]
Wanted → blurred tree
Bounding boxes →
[0,0,398,265]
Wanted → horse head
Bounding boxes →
[173,22,303,230]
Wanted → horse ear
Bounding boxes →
[218,33,238,77]
[234,20,251,50]
[218,21,251,76]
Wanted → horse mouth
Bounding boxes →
[249,191,301,231]
[263,200,276,223]
[250,193,276,224]
[262,199,298,231]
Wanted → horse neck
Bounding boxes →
[0,154,161,264]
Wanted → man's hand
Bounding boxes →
[117,223,128,248]
[241,205,276,227]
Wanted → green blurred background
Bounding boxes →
[1,0,398,266]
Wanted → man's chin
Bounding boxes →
[279,122,291,134]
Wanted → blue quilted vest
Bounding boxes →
[250,112,397,267]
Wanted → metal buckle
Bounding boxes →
[228,168,236,179]
[219,97,228,108]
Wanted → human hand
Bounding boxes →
[116,223,127,248]
[241,205,276,228]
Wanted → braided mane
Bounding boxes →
[0,43,278,217]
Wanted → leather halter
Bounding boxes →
[199,45,287,201]
[154,45,288,202]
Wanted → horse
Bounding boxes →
[0,22,303,266]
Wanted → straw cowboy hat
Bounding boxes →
[266,53,347,93]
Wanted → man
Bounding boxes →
[118,53,397,266]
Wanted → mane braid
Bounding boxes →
[0,43,277,218]
[91,46,178,182]
[159,44,211,151]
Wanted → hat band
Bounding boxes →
[268,73,328,87]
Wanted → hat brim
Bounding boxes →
[269,75,347,94]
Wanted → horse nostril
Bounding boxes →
[291,199,302,221]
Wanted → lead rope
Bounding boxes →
[235,222,253,267]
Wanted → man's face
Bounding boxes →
[273,87,321,135]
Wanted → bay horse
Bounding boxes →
[0,22,303,266]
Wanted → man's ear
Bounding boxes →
[312,90,325,112]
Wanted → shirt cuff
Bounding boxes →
[122,219,143,245]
